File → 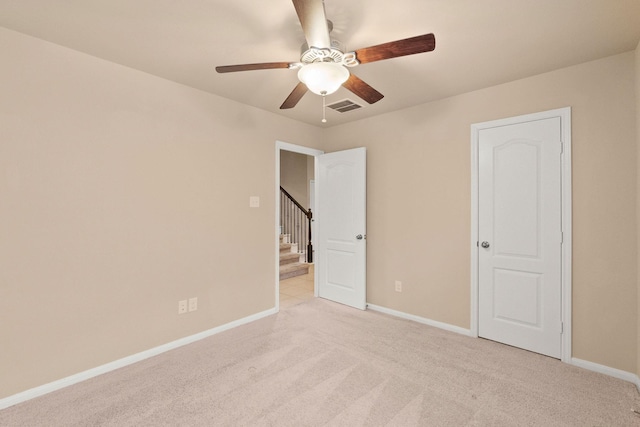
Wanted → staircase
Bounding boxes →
[279,235,310,280]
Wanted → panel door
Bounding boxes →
[478,117,562,358]
[316,147,366,310]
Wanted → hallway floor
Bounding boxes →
[279,264,314,309]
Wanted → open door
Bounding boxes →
[316,148,366,310]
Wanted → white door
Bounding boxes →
[478,116,562,358]
[316,148,366,310]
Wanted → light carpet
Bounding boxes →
[1,298,639,426]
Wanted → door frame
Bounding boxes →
[275,141,324,311]
[470,107,572,362]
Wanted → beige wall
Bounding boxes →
[324,52,638,374]
[2,25,639,400]
[280,150,311,208]
[307,155,315,207]
[636,39,640,379]
[0,28,323,399]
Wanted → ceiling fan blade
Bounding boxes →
[343,74,384,104]
[354,33,436,64]
[280,82,308,109]
[216,62,291,73]
[292,0,331,49]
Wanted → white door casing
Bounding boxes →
[316,148,367,310]
[309,179,316,262]
[471,108,572,361]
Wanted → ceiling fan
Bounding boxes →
[216,0,436,116]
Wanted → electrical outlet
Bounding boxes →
[395,280,402,292]
[188,297,198,312]
[178,300,188,314]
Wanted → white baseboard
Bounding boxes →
[570,358,640,391]
[0,307,278,410]
[366,303,472,337]
[5,305,639,411]
[366,304,640,391]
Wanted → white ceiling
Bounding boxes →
[1,0,639,127]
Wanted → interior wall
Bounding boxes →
[306,156,315,208]
[323,51,638,374]
[636,39,640,379]
[280,150,310,208]
[0,28,323,399]
[2,24,638,401]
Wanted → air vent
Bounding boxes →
[326,99,363,113]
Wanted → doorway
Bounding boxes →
[278,147,318,308]
[275,141,368,312]
[470,107,572,362]
[276,141,323,310]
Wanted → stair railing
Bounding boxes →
[280,186,313,263]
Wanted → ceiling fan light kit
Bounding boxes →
[297,61,349,96]
[215,0,436,122]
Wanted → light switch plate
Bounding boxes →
[249,196,260,208]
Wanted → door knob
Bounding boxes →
[481,241,490,248]
[356,234,363,240]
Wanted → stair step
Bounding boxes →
[280,252,300,266]
[280,243,292,253]
[279,262,310,281]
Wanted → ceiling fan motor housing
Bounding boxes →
[300,39,358,67]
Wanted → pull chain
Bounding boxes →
[321,91,327,123]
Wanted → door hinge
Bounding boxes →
[560,231,563,244]
[560,142,564,154]
[476,241,479,247]
[560,322,564,334]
